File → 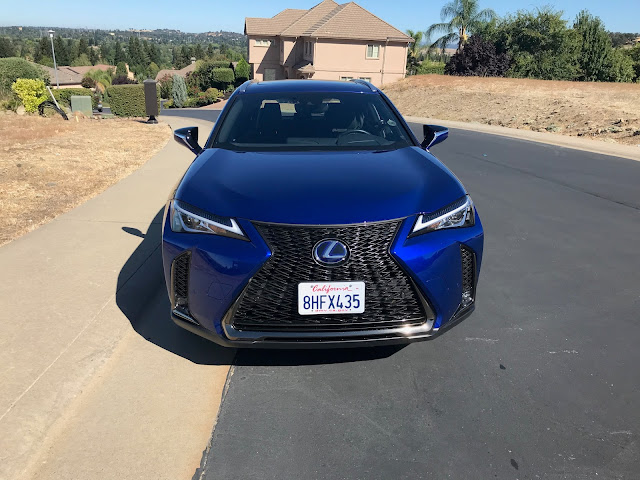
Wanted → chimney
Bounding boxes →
[191,57,196,64]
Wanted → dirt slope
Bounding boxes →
[384,75,640,146]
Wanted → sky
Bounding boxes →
[1,0,638,35]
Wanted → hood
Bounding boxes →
[175,147,465,225]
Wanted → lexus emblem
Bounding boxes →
[313,239,349,266]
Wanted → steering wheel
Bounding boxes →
[337,129,372,138]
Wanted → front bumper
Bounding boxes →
[171,303,475,349]
[162,207,484,348]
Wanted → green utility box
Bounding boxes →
[70,95,93,116]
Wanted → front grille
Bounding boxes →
[231,220,429,332]
[172,251,191,307]
[460,246,475,308]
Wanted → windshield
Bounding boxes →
[210,92,414,151]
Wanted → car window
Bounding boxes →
[211,92,414,151]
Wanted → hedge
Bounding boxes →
[209,60,233,69]
[52,88,97,109]
[211,68,235,89]
[416,61,446,75]
[106,83,159,117]
[0,57,49,95]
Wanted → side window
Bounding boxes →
[340,76,353,81]
[366,44,380,59]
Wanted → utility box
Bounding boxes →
[143,79,159,123]
[70,95,92,116]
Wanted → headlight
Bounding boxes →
[170,200,247,240]
[411,195,475,236]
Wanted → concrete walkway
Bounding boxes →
[0,116,233,480]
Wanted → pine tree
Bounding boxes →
[114,41,125,65]
[89,47,99,65]
[78,37,89,56]
[53,36,69,65]
[194,44,205,60]
[171,74,187,107]
[206,43,215,58]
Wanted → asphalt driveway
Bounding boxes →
[162,108,640,479]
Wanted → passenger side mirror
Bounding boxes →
[174,126,202,155]
[421,124,448,150]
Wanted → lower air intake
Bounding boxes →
[460,245,475,308]
[172,251,191,313]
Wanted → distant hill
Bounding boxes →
[0,26,246,47]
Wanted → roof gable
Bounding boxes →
[245,0,412,42]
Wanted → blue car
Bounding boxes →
[163,80,483,348]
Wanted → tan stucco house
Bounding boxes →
[245,0,413,86]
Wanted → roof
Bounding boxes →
[240,79,377,95]
[245,0,412,42]
[38,64,115,86]
[155,62,198,81]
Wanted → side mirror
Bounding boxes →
[174,126,202,155]
[421,124,448,150]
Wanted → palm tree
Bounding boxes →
[406,29,424,75]
[426,0,496,53]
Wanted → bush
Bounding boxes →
[12,79,48,112]
[105,84,159,117]
[171,75,187,107]
[116,62,128,77]
[81,76,96,88]
[209,60,233,69]
[0,57,49,95]
[84,68,113,87]
[52,87,97,109]
[445,35,511,77]
[235,57,250,84]
[112,75,137,85]
[158,74,173,99]
[211,67,235,89]
[205,87,220,102]
[416,61,446,75]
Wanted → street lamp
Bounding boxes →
[48,30,59,89]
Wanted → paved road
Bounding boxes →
[163,108,640,479]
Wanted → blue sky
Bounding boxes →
[2,0,638,35]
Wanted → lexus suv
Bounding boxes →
[163,79,484,348]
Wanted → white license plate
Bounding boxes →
[298,281,365,315]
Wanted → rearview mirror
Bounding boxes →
[421,124,448,150]
[174,126,202,155]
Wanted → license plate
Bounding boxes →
[298,281,365,315]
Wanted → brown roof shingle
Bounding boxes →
[245,0,412,42]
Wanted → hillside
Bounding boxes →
[384,75,640,146]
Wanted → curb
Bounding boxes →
[404,115,640,162]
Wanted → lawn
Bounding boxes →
[384,75,640,146]
[0,114,171,246]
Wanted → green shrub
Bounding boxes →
[205,87,220,102]
[158,74,173,99]
[116,62,128,77]
[171,75,187,107]
[106,83,159,117]
[235,57,250,84]
[209,60,233,69]
[52,88,97,109]
[81,76,96,88]
[0,57,49,95]
[84,69,113,87]
[211,68,234,89]
[416,61,446,75]
[12,79,48,112]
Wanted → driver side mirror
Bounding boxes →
[421,124,448,150]
[174,126,202,155]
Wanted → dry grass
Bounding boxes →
[0,114,171,246]
[384,75,640,146]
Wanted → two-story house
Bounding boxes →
[245,0,413,86]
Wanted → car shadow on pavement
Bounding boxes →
[116,207,406,366]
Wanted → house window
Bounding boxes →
[264,68,276,81]
[340,76,353,81]
[255,39,272,47]
[304,41,312,56]
[366,44,380,59]
[359,77,372,82]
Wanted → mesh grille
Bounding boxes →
[172,252,191,301]
[461,245,475,300]
[231,220,428,332]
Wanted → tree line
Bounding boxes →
[407,0,640,82]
